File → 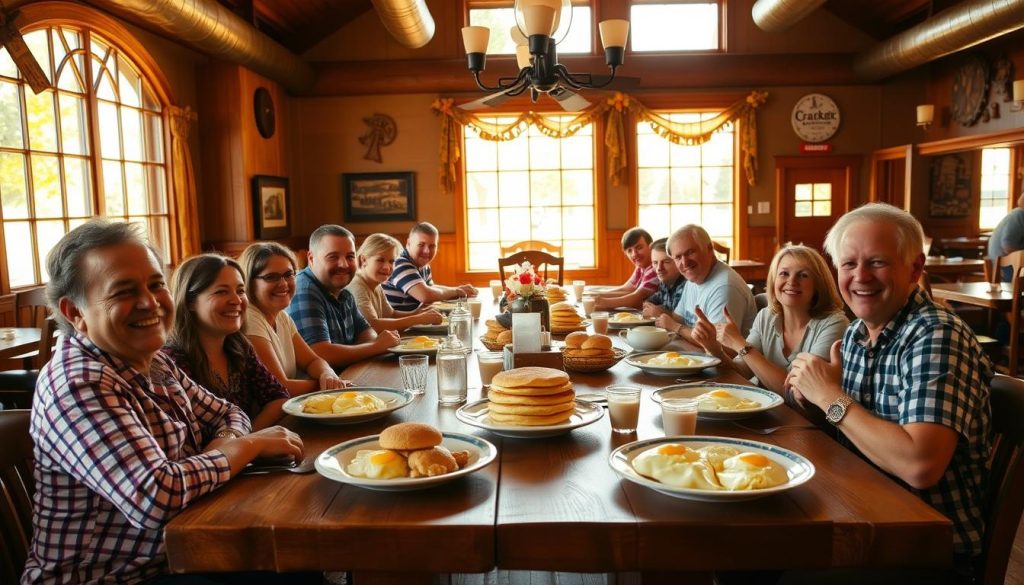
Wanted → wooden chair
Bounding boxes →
[994,251,1024,376]
[498,250,565,286]
[978,375,1024,585]
[499,240,563,256]
[754,292,768,311]
[712,240,730,262]
[0,287,57,409]
[0,409,33,585]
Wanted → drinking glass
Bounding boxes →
[489,279,503,299]
[582,296,596,316]
[591,311,609,335]
[399,354,429,395]
[607,385,642,434]
[476,351,504,388]
[572,280,586,299]
[468,299,482,318]
[661,397,699,436]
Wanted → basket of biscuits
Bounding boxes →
[549,301,588,335]
[480,319,510,351]
[561,332,626,373]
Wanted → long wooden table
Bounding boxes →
[164,295,952,582]
[0,327,42,361]
[930,281,1012,311]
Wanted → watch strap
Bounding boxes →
[215,429,243,439]
[737,344,754,357]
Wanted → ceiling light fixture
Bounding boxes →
[460,0,629,110]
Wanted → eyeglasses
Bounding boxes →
[255,270,296,284]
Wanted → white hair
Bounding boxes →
[823,203,924,266]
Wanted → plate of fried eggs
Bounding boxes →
[282,387,414,425]
[388,335,443,355]
[624,351,721,376]
[315,432,497,491]
[651,382,783,420]
[608,436,815,502]
[607,312,656,329]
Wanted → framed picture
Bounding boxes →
[252,175,290,238]
[342,172,416,222]
[928,154,971,218]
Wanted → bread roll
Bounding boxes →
[564,331,589,348]
[569,347,613,357]
[492,367,570,388]
[407,446,458,477]
[379,422,442,451]
[581,334,613,350]
[496,330,514,345]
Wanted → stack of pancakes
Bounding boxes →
[488,367,574,426]
[563,332,615,358]
[545,286,567,304]
[549,302,585,334]
[482,319,510,346]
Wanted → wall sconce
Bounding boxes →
[917,104,935,129]
[1012,80,1024,112]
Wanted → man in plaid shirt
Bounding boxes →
[23,221,304,585]
[641,238,685,319]
[788,204,991,579]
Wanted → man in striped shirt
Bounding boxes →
[593,227,659,311]
[23,220,304,585]
[382,222,478,312]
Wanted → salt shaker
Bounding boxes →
[436,334,468,404]
[448,299,473,352]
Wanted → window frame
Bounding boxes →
[628,0,726,54]
[0,2,178,294]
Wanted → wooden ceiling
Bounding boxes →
[217,0,966,55]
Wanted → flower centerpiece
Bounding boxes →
[497,262,550,331]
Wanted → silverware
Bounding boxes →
[731,422,818,435]
[241,455,317,475]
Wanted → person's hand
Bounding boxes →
[417,309,443,325]
[642,302,666,319]
[457,284,478,297]
[691,306,722,356]
[713,306,746,352]
[248,426,304,464]
[785,340,843,409]
[319,372,346,390]
[654,313,679,332]
[375,329,401,349]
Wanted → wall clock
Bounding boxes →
[791,93,840,143]
[950,55,989,127]
[254,87,275,139]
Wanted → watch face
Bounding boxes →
[791,93,840,143]
[826,403,844,422]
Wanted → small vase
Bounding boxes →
[507,296,550,332]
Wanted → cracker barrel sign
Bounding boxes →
[791,93,840,144]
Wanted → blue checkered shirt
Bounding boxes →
[840,287,992,560]
[382,248,431,312]
[289,266,370,346]
[647,276,685,311]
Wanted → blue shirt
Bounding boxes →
[382,248,431,312]
[288,267,370,346]
[672,261,757,335]
[647,276,685,311]
[841,287,992,560]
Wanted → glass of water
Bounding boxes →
[399,354,429,395]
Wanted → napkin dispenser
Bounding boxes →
[503,313,564,371]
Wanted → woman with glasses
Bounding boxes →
[346,233,445,333]
[165,254,290,429]
[239,242,349,395]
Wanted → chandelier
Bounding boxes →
[460,0,629,110]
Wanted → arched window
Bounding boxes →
[0,23,170,290]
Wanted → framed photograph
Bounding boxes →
[928,154,971,218]
[252,175,290,239]
[342,172,416,222]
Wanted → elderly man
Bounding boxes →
[383,222,478,311]
[788,203,991,579]
[592,227,659,310]
[655,224,756,344]
[641,237,685,318]
[24,220,303,584]
[290,224,400,368]
[988,188,1024,281]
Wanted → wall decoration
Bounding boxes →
[951,54,989,127]
[790,93,840,143]
[359,113,398,163]
[928,154,971,218]
[992,54,1014,103]
[342,172,415,222]
[252,175,290,238]
[253,87,276,139]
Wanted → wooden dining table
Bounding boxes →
[164,293,953,583]
[930,281,1013,311]
[0,327,42,361]
[924,257,988,281]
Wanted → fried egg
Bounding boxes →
[716,452,789,490]
[301,393,337,414]
[646,351,697,367]
[330,391,387,414]
[693,389,760,411]
[346,449,409,479]
[697,445,741,472]
[631,444,721,490]
[612,312,642,322]
[403,335,439,349]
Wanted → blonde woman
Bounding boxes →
[346,233,444,333]
[691,244,848,395]
[239,242,348,396]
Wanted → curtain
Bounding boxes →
[431,90,768,194]
[168,105,200,260]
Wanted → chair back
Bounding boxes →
[0,409,34,584]
[498,251,565,286]
[754,293,768,311]
[995,251,1024,376]
[978,375,1024,585]
[499,240,563,256]
[0,294,16,327]
[14,287,55,370]
[712,240,730,262]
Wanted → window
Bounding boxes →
[793,183,832,217]
[630,2,720,52]
[636,113,734,249]
[0,25,168,290]
[463,115,596,270]
[468,3,592,55]
[980,147,1011,231]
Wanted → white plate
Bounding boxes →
[431,302,458,313]
[455,399,604,438]
[387,336,444,355]
[608,436,815,502]
[624,351,721,377]
[316,432,497,492]
[406,320,449,334]
[282,387,414,425]
[651,382,784,420]
[607,315,656,329]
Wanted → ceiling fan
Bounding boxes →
[458,0,634,112]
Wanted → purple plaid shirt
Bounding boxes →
[22,333,249,585]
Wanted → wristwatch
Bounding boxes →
[737,344,754,357]
[825,394,855,425]
[215,429,243,439]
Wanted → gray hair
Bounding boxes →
[46,219,162,334]
[667,224,712,255]
[309,224,353,253]
[823,203,924,266]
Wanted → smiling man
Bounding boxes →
[787,203,991,580]
[641,238,685,318]
[382,222,478,311]
[289,224,400,368]
[655,224,755,344]
[592,227,659,310]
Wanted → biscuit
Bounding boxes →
[488,389,575,405]
[488,401,576,416]
[496,330,513,344]
[379,422,442,451]
[565,332,589,348]
[581,335,613,350]
[407,446,458,478]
